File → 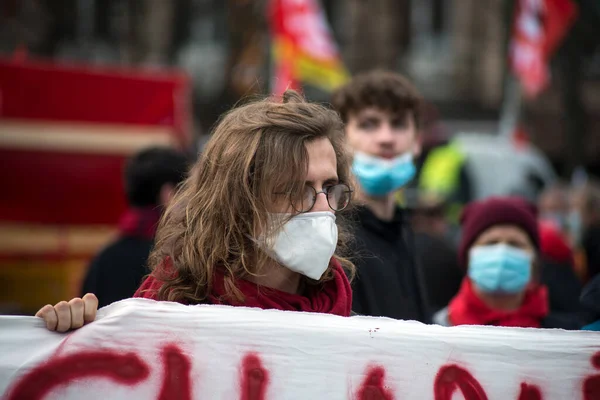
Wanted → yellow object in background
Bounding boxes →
[0,259,87,315]
[420,142,465,199]
[0,224,115,315]
[419,142,467,223]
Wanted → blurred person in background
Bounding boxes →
[569,180,600,283]
[538,221,574,268]
[536,183,582,314]
[38,90,358,332]
[331,70,429,322]
[81,147,190,308]
[417,142,473,230]
[538,182,570,234]
[406,190,464,313]
[537,182,575,267]
[537,222,582,314]
[433,197,580,329]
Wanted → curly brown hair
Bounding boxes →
[331,69,423,128]
[147,90,356,304]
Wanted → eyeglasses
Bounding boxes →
[282,183,353,213]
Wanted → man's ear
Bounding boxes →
[159,183,175,207]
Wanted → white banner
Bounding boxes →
[1,299,599,400]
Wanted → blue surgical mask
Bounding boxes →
[352,151,416,197]
[468,244,533,294]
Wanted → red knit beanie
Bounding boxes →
[458,197,540,268]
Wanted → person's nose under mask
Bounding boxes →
[254,211,338,280]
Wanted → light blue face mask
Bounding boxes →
[352,151,416,197]
[468,243,533,294]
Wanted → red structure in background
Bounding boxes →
[0,58,191,225]
[0,57,192,312]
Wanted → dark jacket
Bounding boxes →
[348,206,429,322]
[583,225,600,280]
[540,259,582,314]
[414,232,464,312]
[81,207,160,308]
[541,312,582,330]
[581,273,600,330]
[81,236,153,308]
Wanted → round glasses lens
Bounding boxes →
[328,184,351,211]
[292,186,316,213]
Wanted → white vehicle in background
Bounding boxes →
[453,132,557,201]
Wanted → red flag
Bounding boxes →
[268,0,349,95]
[509,0,578,98]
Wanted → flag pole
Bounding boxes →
[498,73,522,140]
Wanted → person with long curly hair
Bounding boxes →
[36,90,357,332]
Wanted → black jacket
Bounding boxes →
[581,273,600,327]
[414,232,464,312]
[348,206,429,322]
[540,259,582,313]
[541,312,582,330]
[81,236,153,308]
[583,225,600,280]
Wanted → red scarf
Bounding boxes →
[134,258,352,317]
[448,279,549,328]
[118,207,162,240]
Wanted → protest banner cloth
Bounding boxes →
[1,299,599,399]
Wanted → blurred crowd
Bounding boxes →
[410,177,600,330]
[51,69,599,334]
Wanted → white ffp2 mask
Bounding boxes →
[259,211,338,280]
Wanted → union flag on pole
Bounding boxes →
[268,0,349,95]
[509,0,578,98]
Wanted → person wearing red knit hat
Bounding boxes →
[433,197,580,329]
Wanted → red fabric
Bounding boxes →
[458,197,539,268]
[539,221,575,266]
[509,0,578,97]
[118,207,162,240]
[0,149,128,225]
[134,258,352,316]
[268,0,347,95]
[448,279,549,328]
